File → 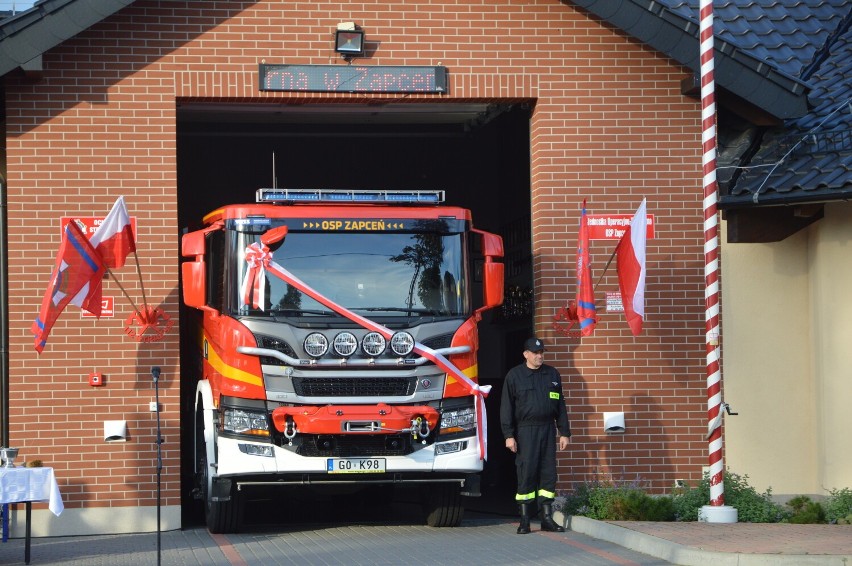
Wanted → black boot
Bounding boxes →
[516,502,531,534]
[540,502,565,532]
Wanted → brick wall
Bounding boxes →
[4,0,707,515]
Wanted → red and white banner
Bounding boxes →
[32,222,106,353]
[88,196,136,269]
[62,199,138,269]
[615,199,647,336]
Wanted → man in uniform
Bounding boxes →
[500,337,571,534]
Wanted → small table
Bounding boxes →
[0,467,64,564]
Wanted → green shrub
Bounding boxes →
[824,488,852,524]
[672,470,787,523]
[671,479,709,522]
[586,481,631,519]
[554,478,598,517]
[786,495,826,524]
[555,476,675,521]
[556,471,850,525]
[608,490,676,521]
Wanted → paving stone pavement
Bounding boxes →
[567,516,852,566]
[2,502,852,566]
[0,514,674,566]
[3,514,852,566]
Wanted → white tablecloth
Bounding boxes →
[0,467,64,516]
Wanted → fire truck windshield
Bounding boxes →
[231,228,469,318]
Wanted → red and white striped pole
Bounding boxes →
[699,0,732,520]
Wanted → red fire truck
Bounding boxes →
[181,189,504,533]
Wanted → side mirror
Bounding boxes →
[182,261,206,309]
[472,230,505,313]
[479,231,504,258]
[482,260,504,309]
[182,229,206,257]
[181,228,210,310]
[262,225,289,246]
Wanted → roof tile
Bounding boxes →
[666,0,847,79]
[725,7,852,204]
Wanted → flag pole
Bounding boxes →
[132,252,150,313]
[699,0,736,523]
[592,247,617,292]
[105,268,141,315]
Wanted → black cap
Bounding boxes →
[523,337,545,352]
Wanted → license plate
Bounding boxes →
[327,457,386,474]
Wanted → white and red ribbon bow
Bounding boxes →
[242,242,272,310]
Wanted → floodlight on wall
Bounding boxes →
[335,22,365,59]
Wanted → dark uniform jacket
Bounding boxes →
[500,362,571,439]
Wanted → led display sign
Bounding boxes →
[259,64,448,94]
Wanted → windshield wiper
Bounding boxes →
[268,307,335,316]
[355,307,445,315]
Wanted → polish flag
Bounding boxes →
[89,196,136,268]
[616,199,647,336]
[32,222,106,353]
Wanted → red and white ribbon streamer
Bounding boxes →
[244,246,491,460]
[242,242,271,310]
[700,0,725,506]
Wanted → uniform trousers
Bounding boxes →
[514,421,557,503]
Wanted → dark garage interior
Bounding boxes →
[175,101,535,525]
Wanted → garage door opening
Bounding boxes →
[175,101,534,527]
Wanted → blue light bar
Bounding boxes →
[256,189,445,204]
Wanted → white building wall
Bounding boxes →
[809,202,852,494]
[721,216,817,496]
[722,201,852,498]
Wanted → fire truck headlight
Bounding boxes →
[304,332,329,358]
[223,408,270,437]
[361,331,386,357]
[390,331,415,356]
[439,406,476,434]
[333,332,358,357]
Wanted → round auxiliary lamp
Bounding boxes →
[0,447,19,467]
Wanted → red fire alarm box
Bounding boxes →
[89,372,104,387]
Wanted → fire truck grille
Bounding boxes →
[254,334,297,366]
[292,376,417,397]
[297,434,413,457]
[420,333,454,350]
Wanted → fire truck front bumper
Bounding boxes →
[214,433,483,478]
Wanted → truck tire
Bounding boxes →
[200,448,241,533]
[196,411,241,533]
[423,482,464,527]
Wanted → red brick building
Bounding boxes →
[1,1,713,535]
